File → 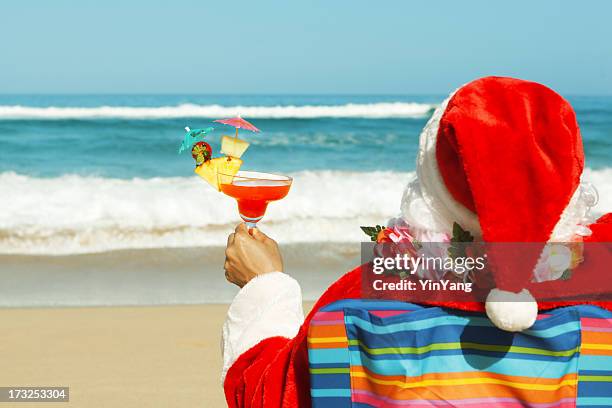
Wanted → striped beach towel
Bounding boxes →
[308,299,612,407]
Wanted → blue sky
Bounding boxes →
[1,0,611,94]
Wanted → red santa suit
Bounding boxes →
[221,76,612,407]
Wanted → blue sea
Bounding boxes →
[0,94,441,178]
[1,94,610,178]
[0,95,611,306]
[1,94,611,253]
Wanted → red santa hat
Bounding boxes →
[401,76,598,331]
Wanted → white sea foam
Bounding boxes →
[1,168,611,255]
[0,171,411,254]
[0,103,434,120]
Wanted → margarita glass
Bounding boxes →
[218,171,292,228]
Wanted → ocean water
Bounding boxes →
[0,95,611,306]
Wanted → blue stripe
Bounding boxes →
[345,312,581,340]
[345,303,580,327]
[311,374,350,389]
[344,314,490,333]
[577,397,612,406]
[309,362,350,369]
[346,322,580,351]
[310,389,351,397]
[578,382,612,397]
[579,370,612,376]
[573,305,612,318]
[580,356,612,371]
[312,396,351,408]
[308,348,350,364]
[320,299,424,312]
[348,351,578,379]
[524,321,583,338]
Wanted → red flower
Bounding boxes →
[376,228,393,243]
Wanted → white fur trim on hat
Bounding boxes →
[401,90,482,238]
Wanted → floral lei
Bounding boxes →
[361,219,584,284]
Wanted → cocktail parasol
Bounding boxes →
[178,126,214,154]
[214,117,259,159]
[214,116,260,139]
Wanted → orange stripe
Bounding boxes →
[308,341,348,349]
[582,331,612,344]
[581,348,612,356]
[307,324,347,338]
[351,376,576,402]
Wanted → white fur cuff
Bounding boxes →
[221,272,304,382]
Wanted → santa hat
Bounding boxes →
[401,76,597,331]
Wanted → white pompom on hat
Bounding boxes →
[485,289,538,332]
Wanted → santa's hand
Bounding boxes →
[224,223,284,287]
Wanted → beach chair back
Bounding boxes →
[307,299,612,407]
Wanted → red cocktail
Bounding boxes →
[219,171,292,228]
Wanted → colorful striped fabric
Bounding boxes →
[308,300,612,407]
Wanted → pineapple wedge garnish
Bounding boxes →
[194,157,242,191]
[221,136,250,159]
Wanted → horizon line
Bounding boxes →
[1,92,611,97]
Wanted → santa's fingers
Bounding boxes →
[233,227,254,245]
[234,222,249,235]
[251,228,279,252]
[225,244,236,261]
[250,227,269,242]
[224,260,235,283]
[224,271,236,286]
[227,233,235,247]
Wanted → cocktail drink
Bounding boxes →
[181,118,291,228]
[219,171,292,228]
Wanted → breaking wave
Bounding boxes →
[0,170,411,254]
[1,168,610,255]
[0,103,435,120]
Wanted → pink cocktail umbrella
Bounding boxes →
[214,116,260,139]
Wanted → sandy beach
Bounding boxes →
[0,303,312,407]
[0,243,353,407]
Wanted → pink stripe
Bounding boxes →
[536,315,612,327]
[352,391,575,408]
[581,317,612,328]
[583,326,612,333]
[312,311,344,321]
[309,320,344,326]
